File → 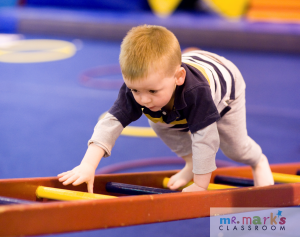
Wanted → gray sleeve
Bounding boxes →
[148,120,192,157]
[88,112,123,158]
[191,122,219,174]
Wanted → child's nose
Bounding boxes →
[140,95,151,104]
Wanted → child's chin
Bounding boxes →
[149,107,160,112]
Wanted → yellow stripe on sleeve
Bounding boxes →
[184,61,210,85]
[145,113,187,125]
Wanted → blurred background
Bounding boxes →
[0,0,300,236]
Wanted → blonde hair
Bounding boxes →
[119,25,181,81]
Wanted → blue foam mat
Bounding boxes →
[0,7,18,32]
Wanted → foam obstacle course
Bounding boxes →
[2,163,300,236]
[247,0,300,23]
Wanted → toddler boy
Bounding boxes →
[58,25,274,193]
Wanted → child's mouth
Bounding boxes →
[148,106,156,110]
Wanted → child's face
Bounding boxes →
[124,66,185,112]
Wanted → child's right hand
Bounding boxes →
[57,162,96,193]
[58,143,105,193]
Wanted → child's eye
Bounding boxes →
[149,90,157,94]
[131,89,138,93]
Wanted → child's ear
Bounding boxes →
[175,67,186,86]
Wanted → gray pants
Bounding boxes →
[217,91,262,166]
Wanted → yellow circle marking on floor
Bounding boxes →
[0,39,76,63]
[99,112,157,137]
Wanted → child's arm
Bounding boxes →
[58,143,104,193]
[182,172,212,192]
[58,83,143,193]
[184,122,219,192]
[58,113,124,193]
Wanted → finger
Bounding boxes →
[169,184,179,190]
[62,174,80,186]
[58,172,74,182]
[167,177,176,188]
[87,181,94,194]
[57,171,70,177]
[169,180,186,190]
[72,176,88,186]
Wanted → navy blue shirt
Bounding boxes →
[108,63,221,134]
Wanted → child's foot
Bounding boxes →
[252,154,274,186]
[167,165,193,190]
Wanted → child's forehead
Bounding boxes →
[124,66,175,89]
[125,77,162,89]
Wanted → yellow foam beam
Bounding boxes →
[36,186,117,201]
[272,172,300,183]
[163,177,236,191]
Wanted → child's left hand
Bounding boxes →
[182,172,212,192]
[182,183,206,192]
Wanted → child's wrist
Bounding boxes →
[192,181,208,190]
[81,144,105,169]
[80,160,96,169]
[193,172,212,190]
[192,183,207,191]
